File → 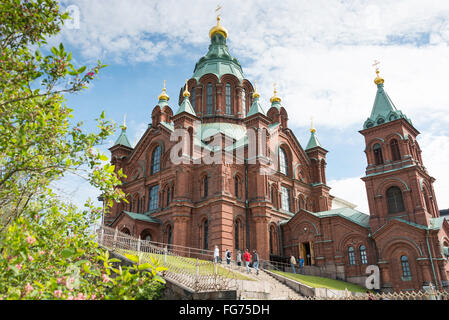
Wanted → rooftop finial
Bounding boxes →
[252,80,260,99]
[372,60,384,85]
[183,78,190,97]
[158,80,170,101]
[310,117,316,133]
[270,82,282,103]
[121,114,127,131]
[209,5,228,39]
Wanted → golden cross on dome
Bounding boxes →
[372,60,380,71]
[122,113,127,130]
[216,4,222,16]
[310,117,316,133]
[273,82,277,94]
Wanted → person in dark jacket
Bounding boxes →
[253,250,259,275]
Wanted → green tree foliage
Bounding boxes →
[0,0,166,299]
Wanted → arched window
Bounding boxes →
[235,176,239,198]
[242,89,246,115]
[234,220,240,250]
[348,246,356,265]
[203,176,208,198]
[281,186,291,212]
[148,185,159,211]
[279,147,288,175]
[225,83,232,115]
[390,139,401,161]
[151,145,161,175]
[206,83,213,115]
[373,143,384,165]
[386,186,405,214]
[401,255,412,279]
[203,220,208,250]
[360,245,368,264]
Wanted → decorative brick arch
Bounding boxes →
[379,237,424,259]
[375,177,410,197]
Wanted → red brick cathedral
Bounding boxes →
[106,17,449,292]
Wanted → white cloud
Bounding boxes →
[328,176,369,214]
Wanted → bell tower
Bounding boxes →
[360,67,440,232]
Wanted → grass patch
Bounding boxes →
[114,248,253,281]
[271,270,368,293]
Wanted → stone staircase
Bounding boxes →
[220,262,303,300]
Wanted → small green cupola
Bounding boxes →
[192,15,244,82]
[363,68,412,129]
[175,80,196,116]
[305,125,322,150]
[246,86,266,117]
[113,115,132,148]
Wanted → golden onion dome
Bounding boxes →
[374,69,384,85]
[158,80,170,101]
[270,86,282,104]
[209,16,228,39]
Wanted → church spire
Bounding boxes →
[113,114,132,148]
[157,80,170,103]
[175,79,196,116]
[363,63,411,130]
[246,82,266,117]
[306,118,322,150]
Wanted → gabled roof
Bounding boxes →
[123,211,161,224]
[281,207,370,229]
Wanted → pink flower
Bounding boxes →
[26,236,36,244]
[57,278,63,284]
[76,293,86,300]
[102,273,110,283]
[53,290,62,298]
[25,283,33,294]
[67,295,74,300]
[90,294,96,300]
[39,250,45,255]
[28,254,34,262]
[15,264,22,270]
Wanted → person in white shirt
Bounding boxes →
[214,245,220,263]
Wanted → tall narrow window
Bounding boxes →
[166,186,171,207]
[390,139,401,161]
[191,86,195,110]
[234,220,240,250]
[203,220,208,250]
[151,145,161,175]
[348,246,356,265]
[360,245,368,264]
[269,227,273,254]
[226,83,232,115]
[271,186,277,209]
[203,176,208,198]
[401,255,412,279]
[242,89,246,116]
[279,147,288,175]
[206,83,213,115]
[373,143,384,165]
[281,186,291,212]
[148,185,159,211]
[386,186,405,213]
[235,177,239,198]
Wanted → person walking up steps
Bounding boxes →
[290,255,297,274]
[214,245,220,264]
[253,250,259,275]
[225,249,232,265]
[236,250,242,267]
[243,249,251,274]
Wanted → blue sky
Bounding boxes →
[51,0,449,214]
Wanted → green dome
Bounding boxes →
[192,33,244,82]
